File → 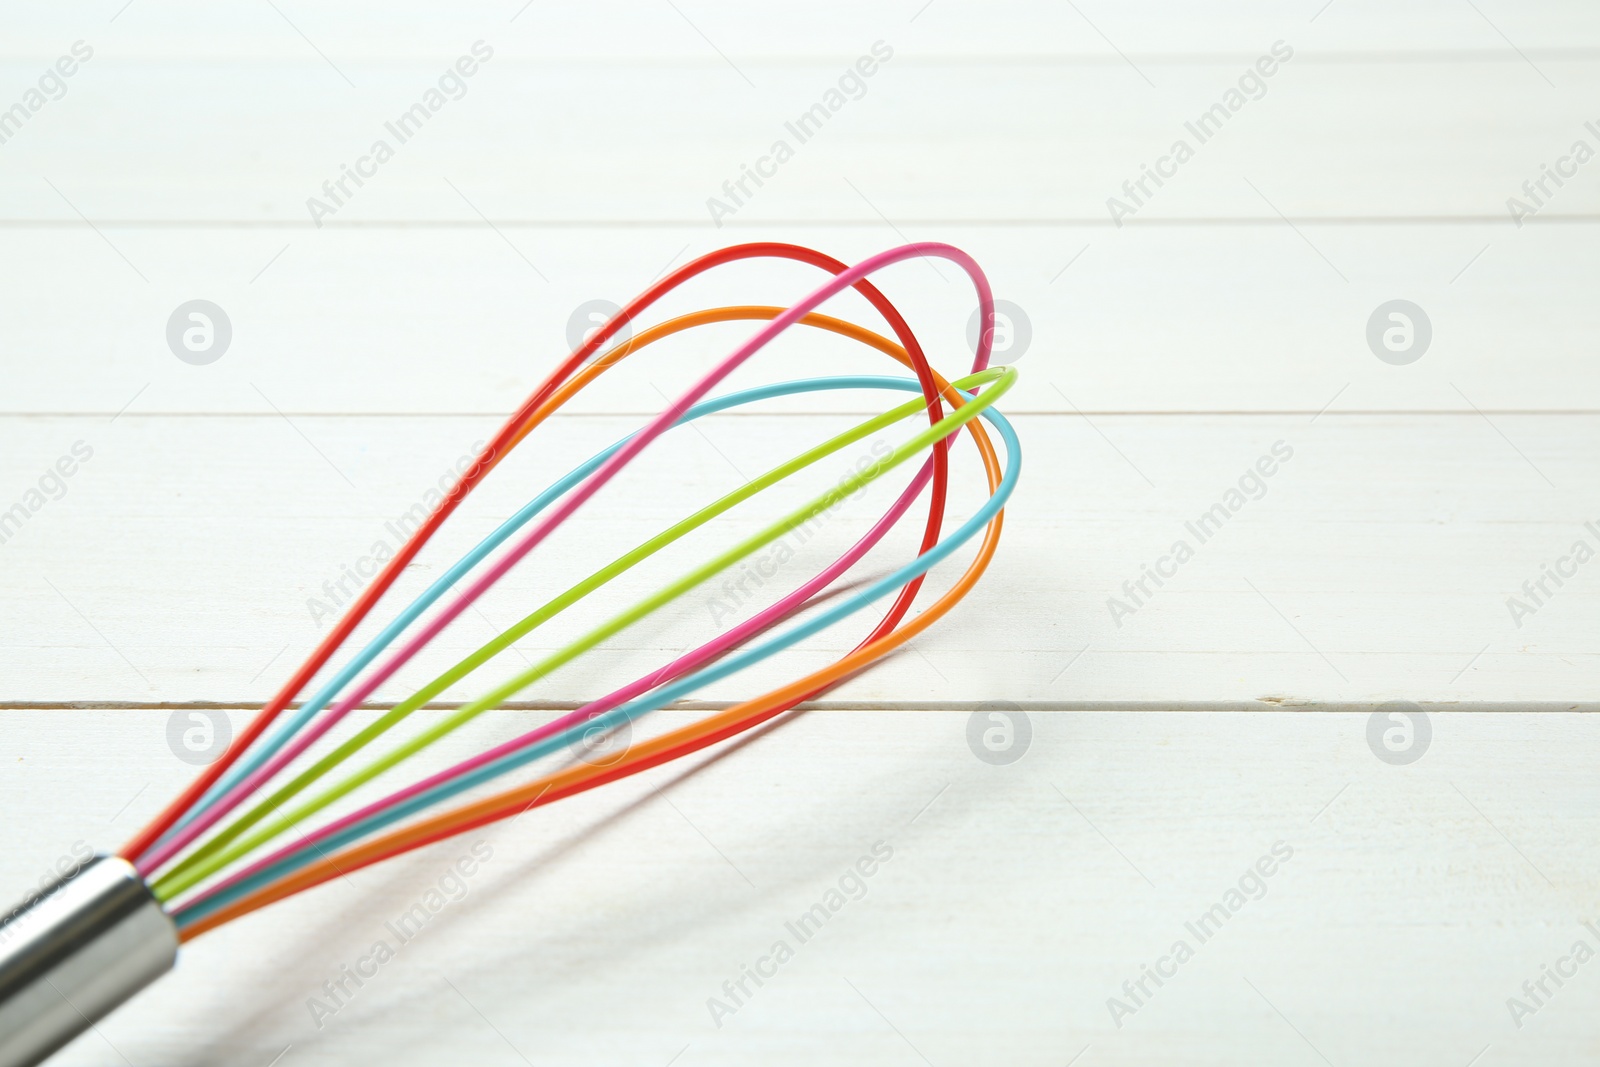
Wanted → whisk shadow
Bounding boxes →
[166,709,821,1066]
[167,570,907,1064]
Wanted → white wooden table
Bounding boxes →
[4,3,1599,1064]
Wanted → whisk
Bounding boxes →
[0,241,1020,1067]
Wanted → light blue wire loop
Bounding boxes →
[172,373,932,834]
[174,373,1019,927]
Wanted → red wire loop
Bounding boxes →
[121,243,952,864]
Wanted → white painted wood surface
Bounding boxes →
[12,709,1600,1067]
[2,1,1598,1064]
[4,224,1600,415]
[2,413,1596,705]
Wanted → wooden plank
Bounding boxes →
[4,707,1597,1065]
[0,222,1593,416]
[8,0,1600,60]
[4,4,1596,1065]
[1,411,1593,705]
[9,2,1173,62]
[1,55,1598,223]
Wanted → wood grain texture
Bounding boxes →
[2,1,1597,1063]
[3,56,1599,223]
[0,412,1593,706]
[0,223,1594,415]
[6,708,1600,1066]
[9,1,1600,60]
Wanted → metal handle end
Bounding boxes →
[0,854,177,1067]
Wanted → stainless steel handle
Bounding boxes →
[0,855,176,1067]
